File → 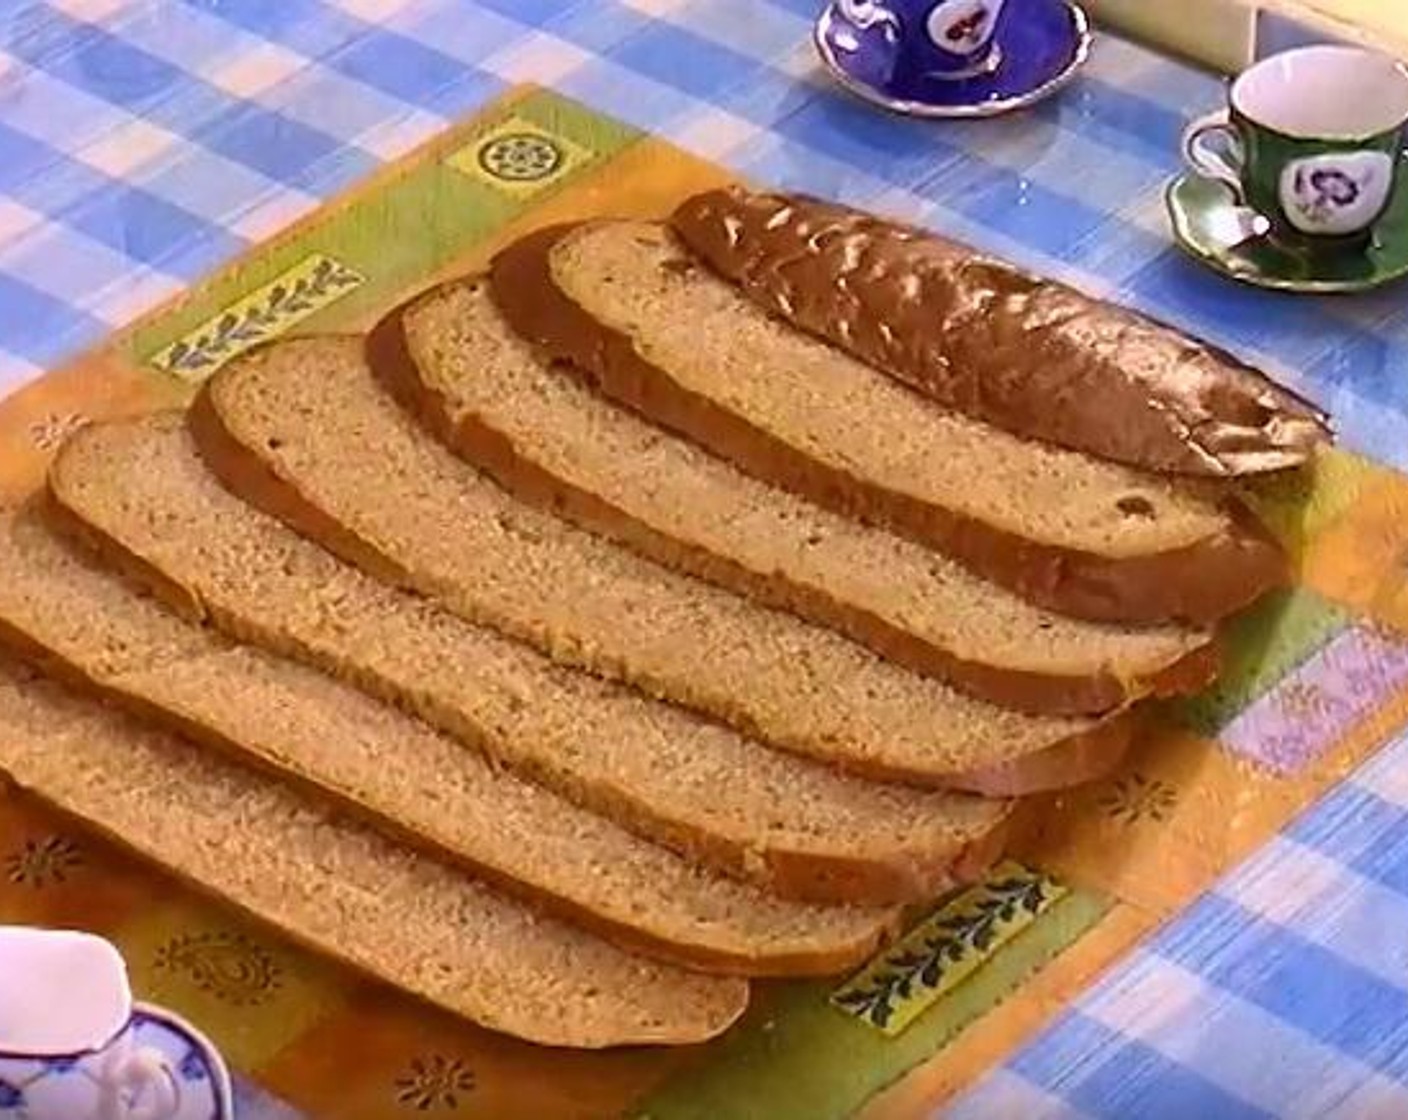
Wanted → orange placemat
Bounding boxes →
[5,86,1408,1119]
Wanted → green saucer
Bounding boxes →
[1165,172,1408,294]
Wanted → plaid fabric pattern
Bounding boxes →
[948,723,1408,1119]
[2,1,1407,471]
[5,5,1408,1118]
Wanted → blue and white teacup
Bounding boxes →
[0,928,192,1120]
[829,0,1010,82]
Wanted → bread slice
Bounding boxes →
[0,659,748,1048]
[0,503,897,976]
[47,413,1013,906]
[671,187,1331,478]
[491,220,1288,627]
[190,337,1147,791]
[384,275,1210,716]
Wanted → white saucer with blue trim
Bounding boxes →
[0,1004,232,1120]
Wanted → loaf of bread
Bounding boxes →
[0,502,900,976]
[47,412,1013,906]
[0,659,748,1047]
[492,220,1287,626]
[671,187,1331,477]
[381,275,1204,716]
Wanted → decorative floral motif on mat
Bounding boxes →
[153,930,284,1006]
[28,411,87,452]
[148,254,364,382]
[394,1054,476,1112]
[831,861,1066,1034]
[1098,773,1179,825]
[446,115,591,198]
[4,835,82,887]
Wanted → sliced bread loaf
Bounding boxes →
[0,659,748,1047]
[192,337,1152,784]
[671,187,1331,477]
[491,221,1287,627]
[385,274,1208,715]
[47,413,1012,906]
[0,502,896,976]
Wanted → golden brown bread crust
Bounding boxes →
[490,219,1285,629]
[0,508,895,978]
[369,289,1139,793]
[488,223,1226,701]
[374,283,1130,716]
[171,392,1003,906]
[0,658,751,1045]
[670,186,1332,478]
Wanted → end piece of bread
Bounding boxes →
[0,502,899,976]
[0,658,748,1048]
[47,411,1013,906]
[385,273,1205,716]
[492,220,1287,628]
[671,186,1331,478]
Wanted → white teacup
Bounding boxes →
[0,928,181,1120]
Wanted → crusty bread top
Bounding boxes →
[398,276,1202,706]
[48,409,1011,905]
[0,504,896,976]
[0,660,748,1048]
[547,220,1236,557]
[495,222,1284,627]
[672,187,1331,477]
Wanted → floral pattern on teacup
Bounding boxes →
[835,0,902,41]
[0,1007,231,1120]
[1280,150,1395,236]
[925,0,1005,56]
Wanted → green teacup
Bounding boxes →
[1182,45,1408,247]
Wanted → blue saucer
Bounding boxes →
[815,0,1091,119]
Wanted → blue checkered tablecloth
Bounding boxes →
[5,4,1408,1118]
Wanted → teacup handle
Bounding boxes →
[1182,110,1246,199]
[99,1045,182,1120]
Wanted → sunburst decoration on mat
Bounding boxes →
[1098,772,1179,825]
[393,1054,476,1112]
[154,930,283,1006]
[28,411,88,452]
[476,132,564,182]
[4,835,83,887]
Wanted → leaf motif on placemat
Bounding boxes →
[831,862,1067,1035]
[148,254,365,383]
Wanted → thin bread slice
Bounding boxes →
[0,503,896,976]
[0,660,748,1048]
[491,220,1287,627]
[47,414,1012,906]
[671,187,1330,477]
[192,337,1147,786]
[386,275,1208,715]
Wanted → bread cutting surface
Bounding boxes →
[0,185,1317,1049]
